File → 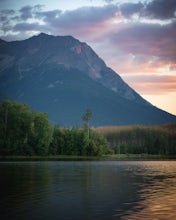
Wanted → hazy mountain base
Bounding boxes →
[1,64,175,126]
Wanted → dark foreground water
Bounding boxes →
[0,161,176,220]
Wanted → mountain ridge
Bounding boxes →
[0,33,175,126]
[1,33,150,105]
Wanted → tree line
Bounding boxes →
[0,101,110,156]
[0,100,176,157]
[97,125,176,156]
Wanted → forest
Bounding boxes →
[96,124,176,156]
[0,100,176,157]
[0,101,110,156]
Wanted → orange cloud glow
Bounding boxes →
[122,75,176,115]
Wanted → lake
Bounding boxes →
[0,161,176,220]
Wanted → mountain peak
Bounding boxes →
[0,33,176,126]
[29,32,54,41]
[30,32,79,43]
[37,32,53,39]
[0,33,150,105]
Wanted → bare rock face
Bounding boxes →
[0,33,175,126]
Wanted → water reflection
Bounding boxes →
[118,161,176,220]
[0,161,176,220]
[0,162,51,219]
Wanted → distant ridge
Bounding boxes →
[0,33,176,126]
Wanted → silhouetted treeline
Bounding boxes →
[96,125,176,155]
[0,101,109,156]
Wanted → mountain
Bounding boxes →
[0,33,176,126]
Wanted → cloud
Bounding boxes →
[13,22,42,32]
[35,9,62,22]
[0,4,119,46]
[103,0,115,2]
[33,4,119,40]
[19,4,43,21]
[118,0,176,20]
[0,9,15,16]
[0,0,175,114]
[123,75,176,95]
[40,5,118,27]
[0,10,14,33]
[108,21,176,70]
[19,6,33,21]
[1,2,175,67]
[126,75,176,83]
[145,0,176,20]
[0,2,175,74]
[120,2,144,18]
[0,9,14,24]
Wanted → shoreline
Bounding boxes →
[0,154,175,161]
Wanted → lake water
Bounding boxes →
[0,161,176,220]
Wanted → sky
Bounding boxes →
[0,0,176,115]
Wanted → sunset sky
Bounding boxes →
[0,0,176,115]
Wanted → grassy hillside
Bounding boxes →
[94,124,176,156]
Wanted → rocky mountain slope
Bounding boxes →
[0,33,175,126]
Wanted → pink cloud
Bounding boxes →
[123,75,176,95]
[108,22,176,65]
